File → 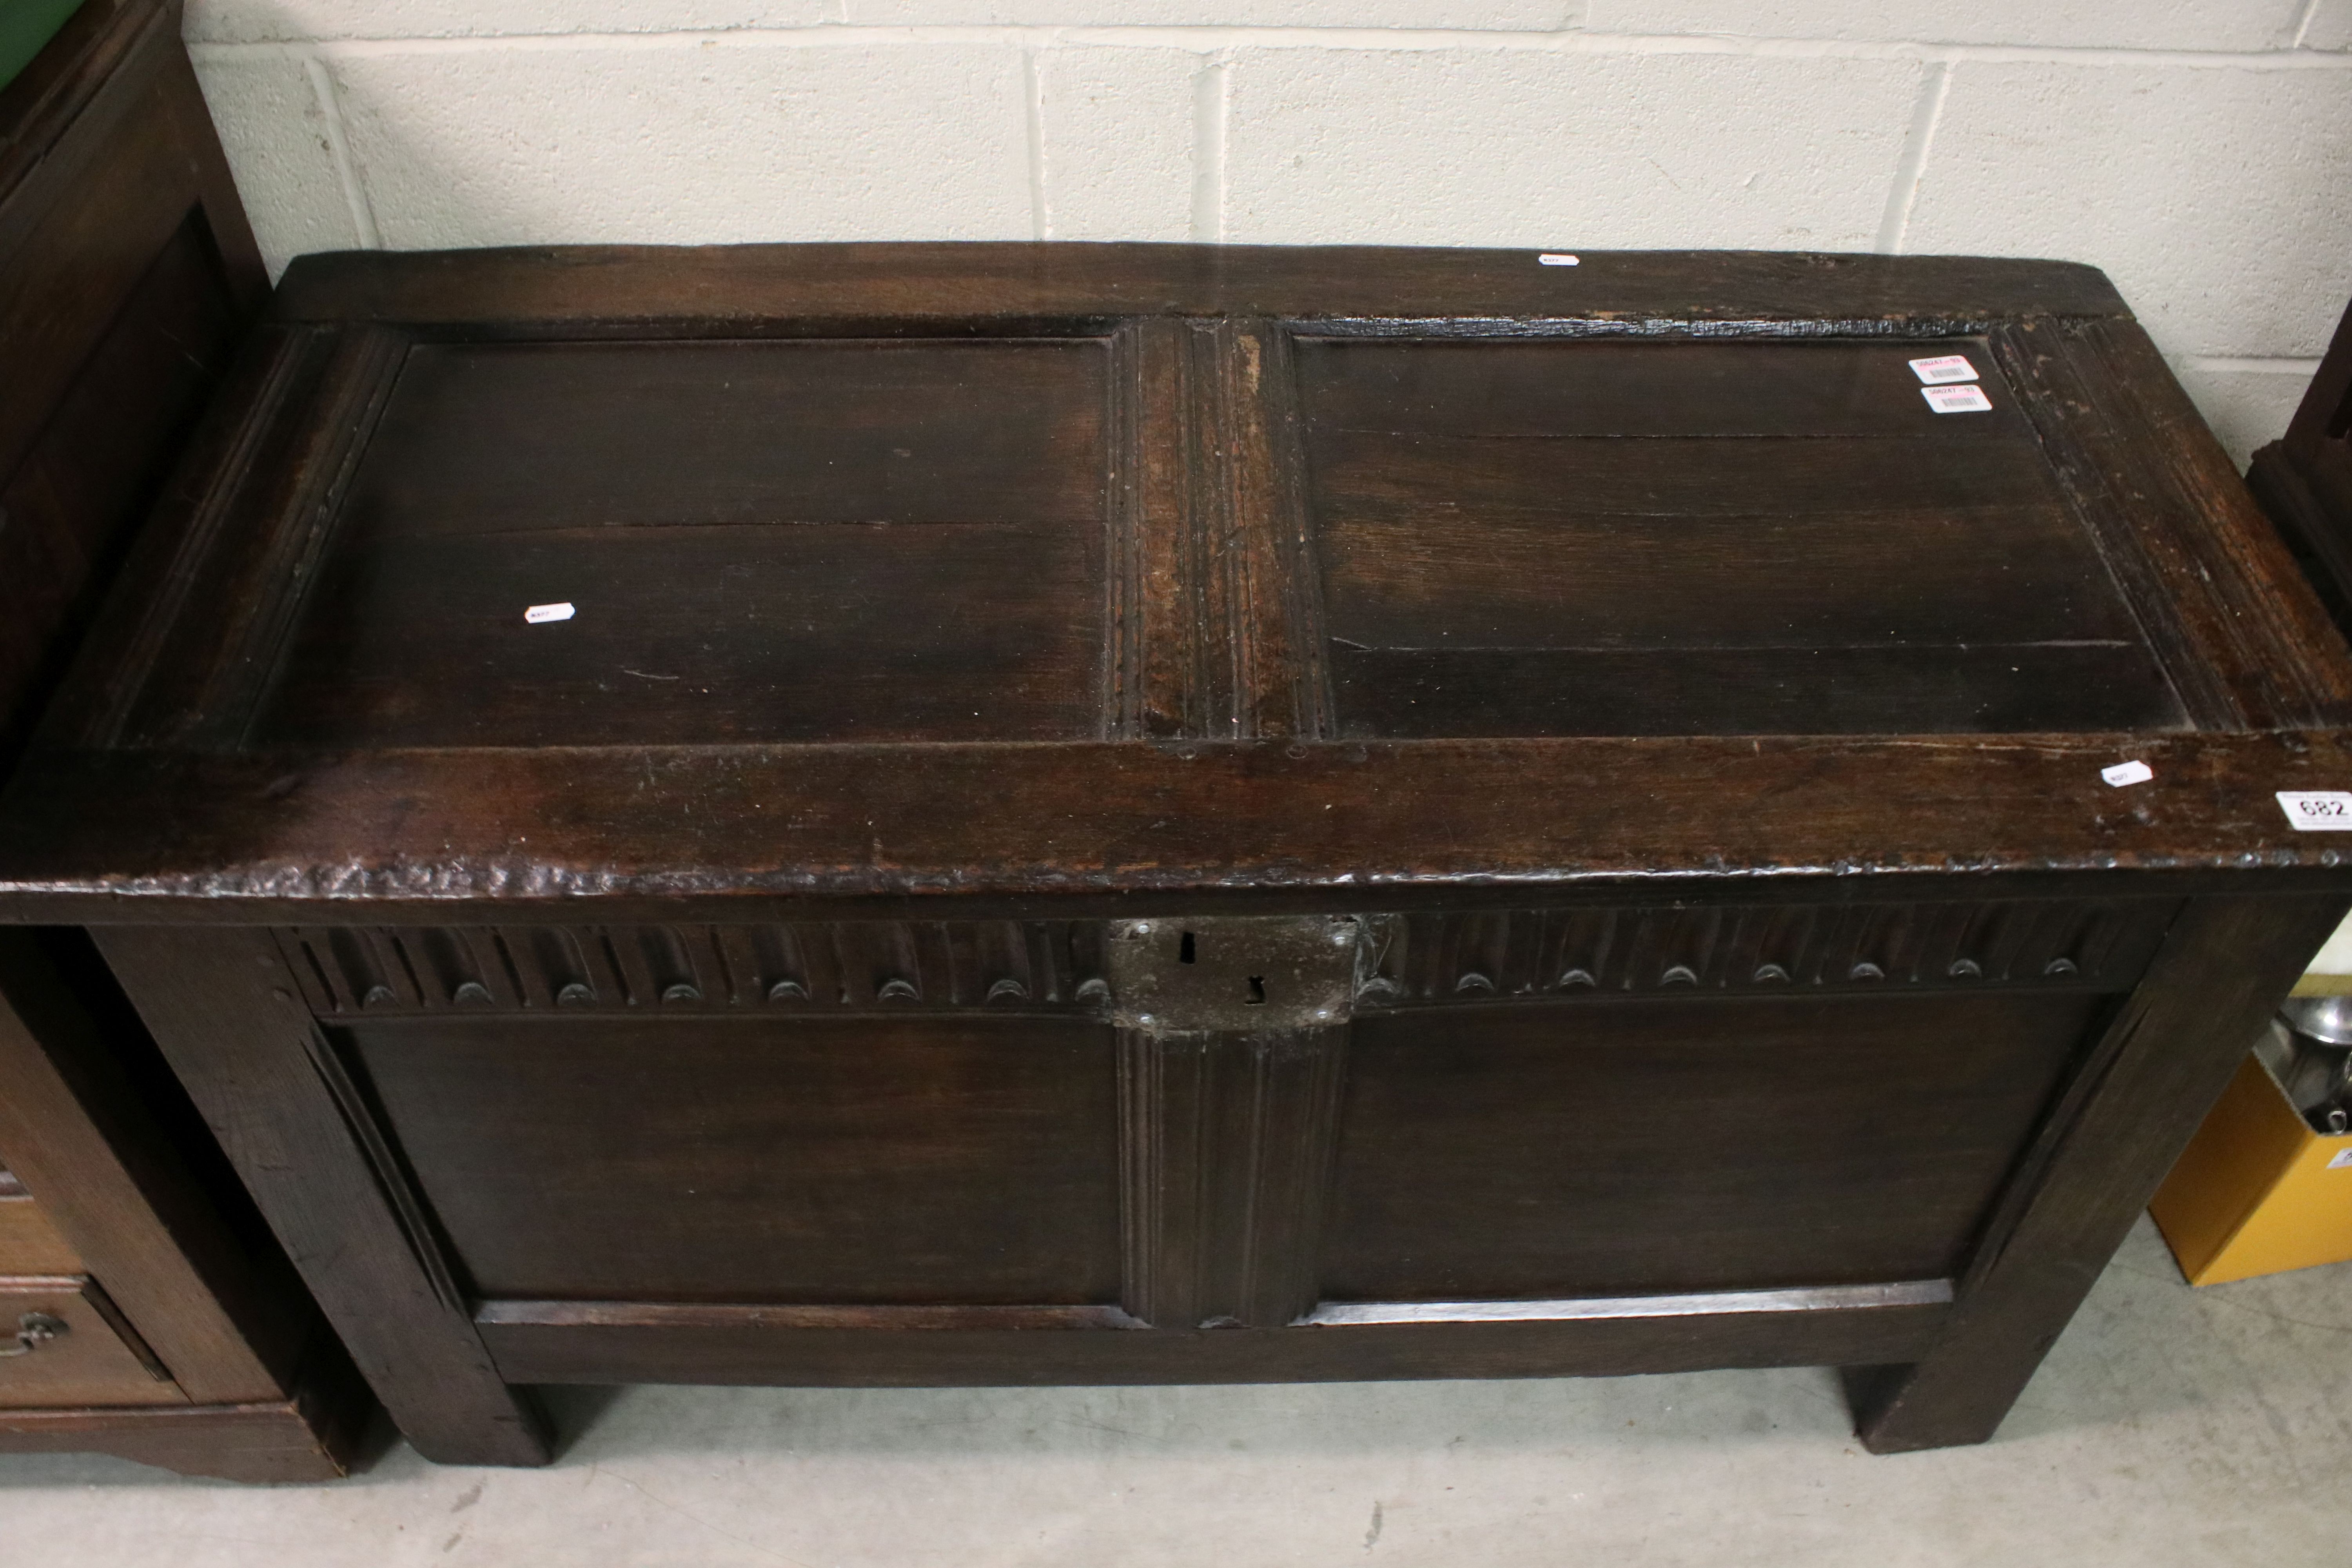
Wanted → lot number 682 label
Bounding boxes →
[2277,791,2352,830]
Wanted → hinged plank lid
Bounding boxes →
[4,244,2351,919]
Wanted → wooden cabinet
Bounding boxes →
[0,0,367,1480]
[0,1168,82,1275]
[0,1276,184,1410]
[2250,295,2352,637]
[4,240,2350,1467]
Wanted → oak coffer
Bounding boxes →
[4,243,2350,1466]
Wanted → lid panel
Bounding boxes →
[1330,644,2188,739]
[338,339,1108,541]
[1297,335,2186,737]
[1316,501,2145,653]
[251,336,1111,748]
[1298,335,2040,441]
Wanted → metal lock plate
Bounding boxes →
[1105,916,1359,1033]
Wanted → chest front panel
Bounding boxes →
[272,898,2162,1327]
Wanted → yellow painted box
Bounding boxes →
[2152,1050,2352,1286]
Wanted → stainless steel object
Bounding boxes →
[2280,994,2352,1045]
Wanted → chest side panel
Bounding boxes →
[1296,335,2186,738]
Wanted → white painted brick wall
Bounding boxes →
[1220,48,1921,248]
[183,0,2352,465]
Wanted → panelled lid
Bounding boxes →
[3,244,2350,919]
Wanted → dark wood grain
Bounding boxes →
[1847,894,2348,1452]
[1106,318,1192,738]
[261,517,1105,748]
[1312,488,2136,648]
[2280,294,2352,458]
[2247,294,2352,641]
[1105,318,1326,739]
[78,325,405,751]
[1189,321,1331,739]
[27,251,2343,785]
[2086,318,2352,728]
[95,926,550,1466]
[2247,449,2352,636]
[0,0,263,488]
[1119,1024,1347,1328]
[1296,336,2038,439]
[0,0,362,1483]
[1324,993,2098,1302]
[16,240,2350,1466]
[345,338,1107,540]
[344,1013,1122,1306]
[1298,334,2179,737]
[269,245,2132,334]
[6,731,2352,924]
[0,212,244,758]
[1329,645,2184,738]
[0,0,263,768]
[1994,319,2352,730]
[1310,430,2064,523]
[477,1295,1951,1388]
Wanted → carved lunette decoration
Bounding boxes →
[1353,898,2180,1007]
[276,920,1112,1016]
[275,898,2176,1022]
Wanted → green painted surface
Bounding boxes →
[0,0,89,97]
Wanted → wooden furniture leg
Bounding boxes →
[95,926,552,1467]
[1845,894,2346,1452]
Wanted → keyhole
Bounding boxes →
[1180,931,1196,964]
[1244,976,1266,1005]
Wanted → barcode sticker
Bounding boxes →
[1537,253,1579,267]
[1909,354,1978,385]
[2277,790,2352,830]
[2330,1147,2352,1169]
[2101,760,2153,787]
[524,602,575,624]
[1922,384,1993,414]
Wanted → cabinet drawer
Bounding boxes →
[0,1277,181,1409]
[0,1169,83,1274]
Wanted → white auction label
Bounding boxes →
[2331,1147,2352,1170]
[2101,760,2153,788]
[1537,252,1580,267]
[1909,354,1978,385]
[1922,384,1993,414]
[2276,790,2352,830]
[524,601,576,624]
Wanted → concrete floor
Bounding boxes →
[3,1215,2348,1568]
